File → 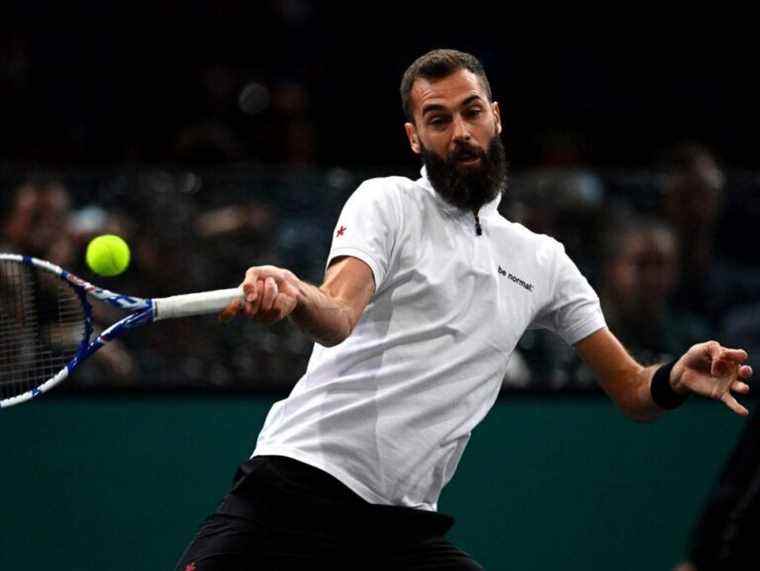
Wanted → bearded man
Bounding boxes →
[176,49,752,570]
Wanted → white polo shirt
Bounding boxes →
[253,167,606,511]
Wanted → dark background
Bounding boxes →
[2,14,756,169]
[3,11,760,571]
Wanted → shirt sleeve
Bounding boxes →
[326,179,401,291]
[530,240,606,345]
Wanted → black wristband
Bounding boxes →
[651,360,688,410]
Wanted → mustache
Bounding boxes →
[448,143,486,162]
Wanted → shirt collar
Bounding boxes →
[418,165,502,218]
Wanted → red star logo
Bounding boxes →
[336,225,347,237]
[185,563,197,571]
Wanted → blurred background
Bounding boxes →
[2,12,759,570]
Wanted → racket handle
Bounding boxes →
[153,287,243,321]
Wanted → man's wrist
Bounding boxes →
[668,360,690,395]
[651,360,689,409]
[291,280,312,320]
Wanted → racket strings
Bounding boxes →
[0,261,87,399]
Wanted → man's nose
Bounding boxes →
[451,114,471,142]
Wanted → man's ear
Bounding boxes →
[492,101,502,136]
[404,122,421,155]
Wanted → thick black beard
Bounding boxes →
[421,136,508,212]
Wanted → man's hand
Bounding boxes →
[671,341,753,416]
[220,265,301,325]
[219,257,374,346]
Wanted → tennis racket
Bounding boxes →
[0,253,242,408]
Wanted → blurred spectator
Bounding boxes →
[598,217,710,365]
[193,198,279,291]
[506,168,605,279]
[1,178,75,266]
[503,168,606,389]
[661,143,724,269]
[507,213,713,390]
[658,143,727,323]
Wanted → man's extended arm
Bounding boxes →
[576,328,753,421]
[221,256,375,347]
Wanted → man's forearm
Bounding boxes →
[576,329,673,422]
[290,280,356,347]
[624,365,667,422]
[233,259,374,347]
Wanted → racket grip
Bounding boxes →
[153,287,243,321]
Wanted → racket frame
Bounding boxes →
[0,254,240,408]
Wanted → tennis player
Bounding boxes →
[175,49,753,570]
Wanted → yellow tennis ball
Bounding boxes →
[85,234,131,277]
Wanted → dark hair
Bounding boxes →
[400,49,492,122]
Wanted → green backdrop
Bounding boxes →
[1,394,747,570]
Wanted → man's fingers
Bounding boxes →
[721,392,749,416]
[711,358,739,377]
[732,381,751,394]
[234,266,300,324]
[707,343,749,363]
[219,299,242,322]
[275,291,298,316]
[243,268,260,302]
[256,292,297,323]
[709,347,748,376]
[722,348,749,362]
[241,279,295,322]
[703,342,747,363]
[244,279,264,316]
[260,277,278,312]
[710,351,753,379]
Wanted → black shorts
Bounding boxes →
[174,455,483,570]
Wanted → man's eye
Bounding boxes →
[429,116,449,126]
[466,107,483,117]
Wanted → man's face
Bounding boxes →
[405,69,506,211]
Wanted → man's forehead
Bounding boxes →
[410,69,488,114]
